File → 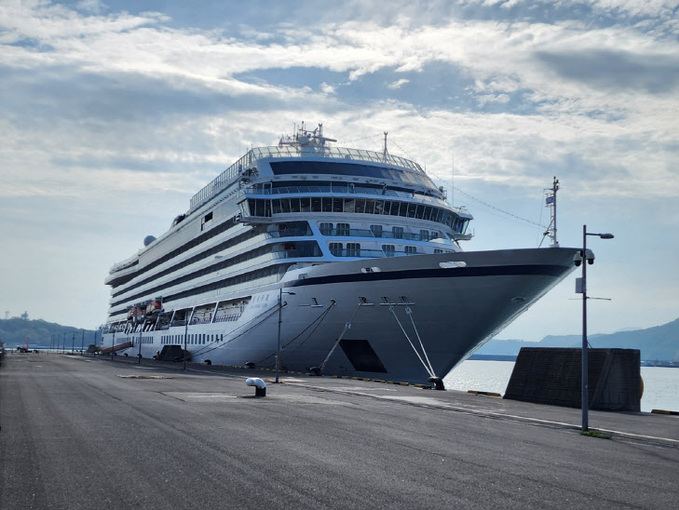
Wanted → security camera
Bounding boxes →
[586,251,595,265]
[573,251,583,267]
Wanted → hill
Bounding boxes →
[0,318,98,349]
[476,317,679,362]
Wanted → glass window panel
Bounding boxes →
[375,200,385,215]
[364,200,376,215]
[333,198,344,212]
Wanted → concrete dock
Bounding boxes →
[1,353,678,509]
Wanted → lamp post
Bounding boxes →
[579,225,614,432]
[183,309,195,371]
[276,288,295,383]
[138,323,143,365]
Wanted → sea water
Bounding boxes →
[444,360,679,413]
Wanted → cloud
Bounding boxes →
[1,1,679,203]
[535,49,679,94]
[388,79,410,89]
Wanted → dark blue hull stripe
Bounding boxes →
[290,264,570,288]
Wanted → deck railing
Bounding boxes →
[189,145,425,213]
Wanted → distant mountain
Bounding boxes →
[0,318,98,349]
[476,317,679,362]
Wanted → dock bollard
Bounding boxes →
[428,377,445,391]
[246,377,266,397]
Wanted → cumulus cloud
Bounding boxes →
[1,0,678,206]
[388,79,410,89]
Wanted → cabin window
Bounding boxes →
[392,226,404,239]
[329,242,343,256]
[319,223,333,235]
[382,244,395,257]
[370,225,383,237]
[346,243,361,257]
[201,212,213,231]
[405,246,417,254]
[420,229,429,241]
[336,223,350,236]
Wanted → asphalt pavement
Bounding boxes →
[1,352,677,509]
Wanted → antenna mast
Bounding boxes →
[451,156,454,207]
[540,176,559,247]
[383,132,388,161]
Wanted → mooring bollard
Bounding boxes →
[246,377,266,397]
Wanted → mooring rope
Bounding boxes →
[255,300,337,365]
[405,306,436,377]
[389,304,435,379]
[316,302,364,373]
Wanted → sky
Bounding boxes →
[1,0,678,341]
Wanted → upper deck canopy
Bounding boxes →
[189,137,433,214]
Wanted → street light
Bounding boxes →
[577,225,614,432]
[275,288,295,383]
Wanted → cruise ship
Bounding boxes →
[101,124,579,386]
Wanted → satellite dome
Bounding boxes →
[143,235,156,247]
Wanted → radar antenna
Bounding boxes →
[279,122,336,150]
[540,176,559,247]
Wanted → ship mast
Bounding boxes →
[540,176,559,247]
[383,131,389,162]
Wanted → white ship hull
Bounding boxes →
[103,248,577,384]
